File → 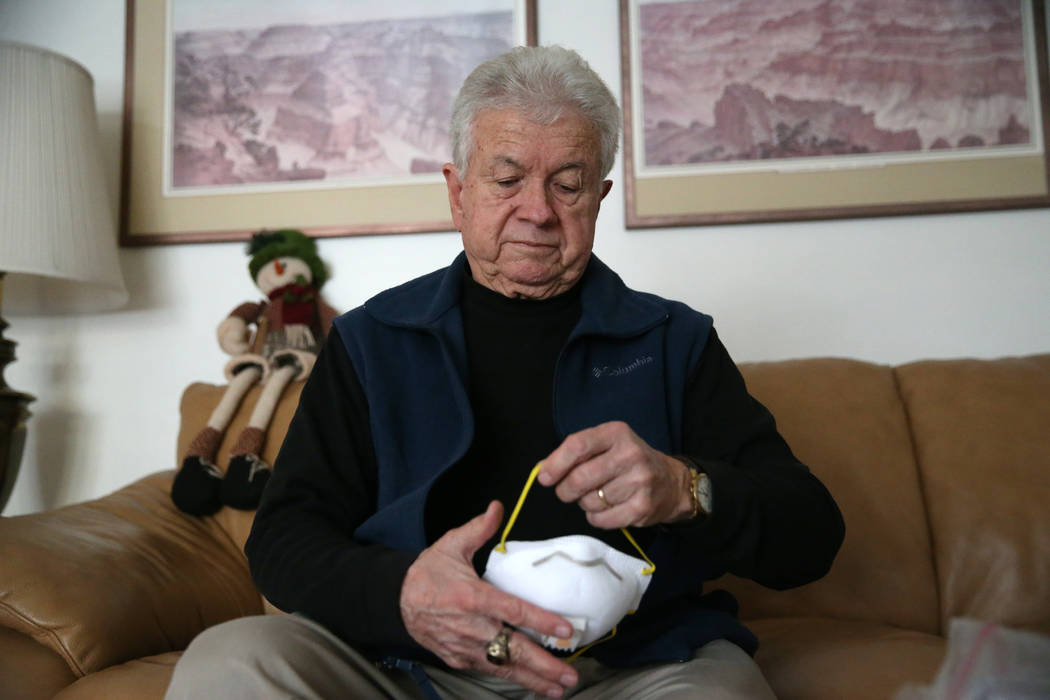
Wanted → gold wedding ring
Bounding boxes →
[597,487,611,508]
[485,626,513,666]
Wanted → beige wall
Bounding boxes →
[2,0,1049,516]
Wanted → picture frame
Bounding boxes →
[619,0,1050,228]
[120,0,537,245]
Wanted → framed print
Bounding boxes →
[620,0,1050,228]
[120,0,537,245]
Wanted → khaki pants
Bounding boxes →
[165,614,776,700]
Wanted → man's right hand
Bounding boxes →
[399,501,580,698]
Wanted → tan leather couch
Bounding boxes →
[2,354,1048,699]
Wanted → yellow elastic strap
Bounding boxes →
[567,625,618,662]
[620,528,656,576]
[495,463,543,553]
[495,463,655,577]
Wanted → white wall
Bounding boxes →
[2,0,1048,516]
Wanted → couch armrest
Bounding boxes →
[0,471,262,677]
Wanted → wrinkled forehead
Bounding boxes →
[469,107,602,171]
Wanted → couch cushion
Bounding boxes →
[53,651,179,700]
[177,381,304,551]
[895,354,1050,634]
[716,358,940,634]
[749,617,944,700]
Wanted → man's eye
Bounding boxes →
[497,178,520,187]
[555,183,580,194]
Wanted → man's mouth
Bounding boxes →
[508,240,556,249]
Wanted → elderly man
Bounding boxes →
[167,45,843,699]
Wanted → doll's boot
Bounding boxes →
[171,426,224,516]
[221,425,271,509]
[222,453,270,509]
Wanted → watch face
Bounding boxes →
[695,472,713,514]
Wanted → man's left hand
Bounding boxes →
[537,421,694,528]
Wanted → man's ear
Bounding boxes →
[443,163,465,232]
[600,180,613,201]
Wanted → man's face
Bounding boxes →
[443,108,613,299]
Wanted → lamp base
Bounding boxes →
[0,273,35,513]
[0,388,32,513]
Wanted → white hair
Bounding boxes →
[449,45,621,179]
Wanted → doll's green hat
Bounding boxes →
[247,229,329,288]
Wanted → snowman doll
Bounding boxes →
[171,229,338,516]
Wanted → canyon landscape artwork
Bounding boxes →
[170,7,514,189]
[638,0,1036,170]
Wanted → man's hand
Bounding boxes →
[400,501,580,698]
[538,421,694,528]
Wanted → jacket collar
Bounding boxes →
[365,252,668,337]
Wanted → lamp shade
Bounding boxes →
[0,41,127,315]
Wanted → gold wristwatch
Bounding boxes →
[687,467,713,519]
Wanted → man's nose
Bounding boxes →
[517,179,556,225]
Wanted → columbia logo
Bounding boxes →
[592,356,654,378]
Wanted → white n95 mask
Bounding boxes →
[481,464,655,654]
[483,533,652,652]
